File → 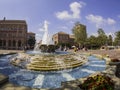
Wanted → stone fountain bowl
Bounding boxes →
[10,53,88,72]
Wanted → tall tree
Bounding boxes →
[114,31,120,45]
[72,22,87,47]
[97,28,107,46]
[97,28,105,35]
[87,35,100,49]
[107,35,113,46]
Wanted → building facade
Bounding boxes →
[52,31,75,48]
[0,18,27,50]
[53,31,70,45]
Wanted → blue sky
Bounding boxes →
[0,0,120,42]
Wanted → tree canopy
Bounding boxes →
[72,22,87,47]
[114,31,120,45]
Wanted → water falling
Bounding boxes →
[34,20,54,51]
[41,20,54,45]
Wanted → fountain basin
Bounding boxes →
[0,54,106,89]
[10,53,87,71]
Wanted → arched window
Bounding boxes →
[18,40,21,47]
[13,40,16,47]
[8,40,11,47]
[3,40,6,46]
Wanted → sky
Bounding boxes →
[0,0,120,42]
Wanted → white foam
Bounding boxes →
[33,74,44,87]
[89,64,105,67]
[91,61,104,63]
[81,69,95,73]
[62,73,75,81]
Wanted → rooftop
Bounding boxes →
[0,18,27,25]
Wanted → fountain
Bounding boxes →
[10,20,88,71]
[0,20,106,89]
[33,20,55,53]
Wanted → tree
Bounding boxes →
[114,31,120,46]
[97,28,107,46]
[72,22,87,47]
[87,35,100,49]
[28,36,36,49]
[107,35,113,46]
[97,28,105,35]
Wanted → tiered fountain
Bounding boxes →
[5,20,106,89]
[10,20,87,71]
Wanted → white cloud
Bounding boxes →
[55,1,85,20]
[86,14,116,28]
[58,26,68,30]
[86,14,105,28]
[56,11,71,20]
[106,32,114,36]
[91,33,98,37]
[107,18,116,25]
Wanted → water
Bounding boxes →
[0,55,106,89]
[26,50,69,55]
[34,20,54,51]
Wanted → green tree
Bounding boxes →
[97,28,105,35]
[97,28,107,46]
[28,36,36,49]
[107,35,113,46]
[114,31,120,45]
[72,22,87,47]
[87,35,100,49]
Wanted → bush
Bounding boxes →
[111,58,120,62]
[79,74,114,90]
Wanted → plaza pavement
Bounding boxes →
[0,49,120,90]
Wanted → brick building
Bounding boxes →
[53,31,70,45]
[0,18,27,50]
[52,31,75,47]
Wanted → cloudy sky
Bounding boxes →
[0,0,120,42]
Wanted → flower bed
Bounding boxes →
[78,74,114,90]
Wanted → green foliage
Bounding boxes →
[40,45,55,53]
[97,28,105,36]
[107,35,113,45]
[28,36,36,49]
[86,28,114,49]
[97,28,108,46]
[72,22,87,46]
[87,35,100,49]
[114,31,120,45]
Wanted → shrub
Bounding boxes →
[111,58,120,62]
